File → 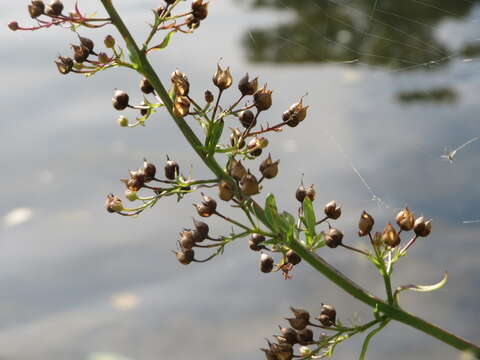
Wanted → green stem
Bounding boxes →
[100,1,480,357]
[359,320,390,360]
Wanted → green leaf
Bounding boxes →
[394,272,448,304]
[265,193,279,232]
[206,119,224,157]
[280,211,296,226]
[251,201,271,230]
[302,197,316,236]
[148,30,176,52]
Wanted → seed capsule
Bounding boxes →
[297,328,314,344]
[193,219,209,241]
[230,128,245,149]
[306,185,316,201]
[176,249,194,265]
[112,90,129,110]
[228,158,247,181]
[218,180,234,201]
[396,207,415,231]
[186,15,200,30]
[104,35,115,48]
[382,223,400,247]
[191,0,209,20]
[358,210,374,237]
[413,216,432,237]
[105,193,124,213]
[179,230,195,249]
[171,70,190,96]
[8,21,19,31]
[259,154,280,179]
[71,44,90,63]
[164,158,179,180]
[285,317,308,331]
[213,64,233,90]
[296,185,307,203]
[97,52,110,64]
[249,233,266,251]
[172,96,191,117]
[238,73,258,96]
[45,0,63,16]
[260,253,274,273]
[55,56,73,75]
[279,327,298,345]
[253,83,273,111]
[325,228,343,248]
[290,306,310,321]
[324,200,341,220]
[286,250,301,265]
[143,159,156,181]
[28,0,45,18]
[78,36,95,54]
[239,110,256,128]
[319,304,336,326]
[204,90,214,103]
[140,77,154,94]
[240,170,259,195]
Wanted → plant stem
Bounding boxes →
[100,1,480,357]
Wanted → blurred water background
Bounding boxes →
[1,0,480,359]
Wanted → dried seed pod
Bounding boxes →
[319,304,336,326]
[176,248,194,265]
[249,233,266,251]
[112,90,130,110]
[230,128,245,149]
[396,207,415,231]
[358,210,374,237]
[260,253,274,273]
[286,250,301,265]
[285,317,308,331]
[324,200,341,220]
[414,216,432,237]
[238,73,258,96]
[78,36,95,54]
[28,0,45,18]
[213,64,233,90]
[279,327,298,345]
[45,0,63,16]
[204,90,214,103]
[382,223,400,247]
[140,77,154,94]
[239,110,256,128]
[55,56,73,75]
[325,227,343,248]
[104,35,115,48]
[8,21,19,31]
[259,154,280,179]
[201,194,217,213]
[179,230,195,249]
[191,0,209,20]
[71,44,90,63]
[253,83,273,111]
[186,15,200,30]
[143,159,156,181]
[172,96,191,117]
[228,158,247,181]
[240,170,259,195]
[296,185,307,203]
[164,157,179,180]
[218,180,234,201]
[297,328,314,344]
[193,219,209,241]
[290,306,310,321]
[97,52,110,64]
[306,184,316,201]
[171,70,190,96]
[286,100,309,127]
[105,193,124,213]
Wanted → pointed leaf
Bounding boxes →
[302,197,316,236]
[148,30,176,52]
[265,193,279,232]
[207,119,224,157]
[394,272,448,304]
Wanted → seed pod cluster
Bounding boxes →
[186,0,209,29]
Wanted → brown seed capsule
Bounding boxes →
[325,227,343,248]
[286,100,309,127]
[105,193,124,213]
[201,194,217,213]
[97,52,110,64]
[191,0,209,20]
[28,0,45,18]
[171,70,190,96]
[193,219,209,241]
[296,185,307,203]
[45,0,63,16]
[186,15,200,30]
[143,159,156,181]
[228,158,247,181]
[104,35,115,48]
[253,83,273,111]
[324,200,341,220]
[413,216,432,237]
[279,327,298,345]
[238,73,259,96]
[249,233,266,251]
[297,328,314,344]
[172,96,191,118]
[286,250,301,265]
[319,304,336,326]
[140,77,154,94]
[290,306,310,321]
[218,180,234,201]
[176,248,194,265]
[358,210,374,237]
[382,223,400,247]
[259,154,280,179]
[230,128,245,149]
[285,317,308,331]
[238,110,256,129]
[306,185,316,201]
[396,207,415,231]
[240,170,259,195]
[78,36,95,54]
[71,44,90,63]
[213,64,233,90]
[179,230,195,249]
[204,90,214,103]
[55,56,73,75]
[260,253,274,273]
[164,157,179,180]
[112,90,130,110]
[8,21,19,31]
